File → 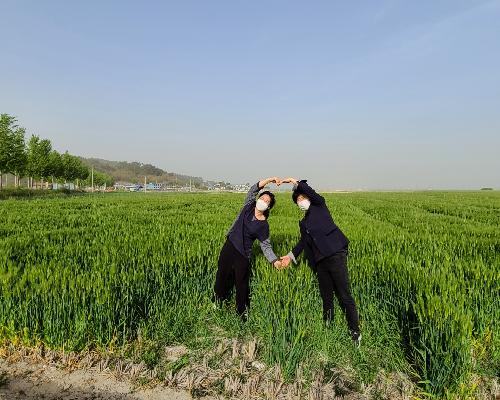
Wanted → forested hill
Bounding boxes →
[79,157,206,188]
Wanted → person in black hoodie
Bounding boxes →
[214,177,284,320]
[279,178,361,346]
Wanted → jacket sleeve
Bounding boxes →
[259,237,279,264]
[291,237,305,260]
[256,224,278,263]
[227,182,259,236]
[296,180,325,205]
[243,182,260,206]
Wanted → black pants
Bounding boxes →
[316,250,360,333]
[214,239,250,316]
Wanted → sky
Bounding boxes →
[1,0,499,190]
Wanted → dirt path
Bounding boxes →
[0,358,217,400]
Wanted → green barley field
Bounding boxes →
[1,191,499,398]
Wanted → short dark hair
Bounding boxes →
[258,190,275,219]
[292,188,305,204]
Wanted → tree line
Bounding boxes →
[0,114,113,190]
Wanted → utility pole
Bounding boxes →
[91,167,94,193]
[144,176,147,193]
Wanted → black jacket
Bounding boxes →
[292,180,349,268]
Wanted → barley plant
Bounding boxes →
[0,191,499,398]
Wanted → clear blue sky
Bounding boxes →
[1,0,499,189]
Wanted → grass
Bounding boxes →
[0,190,498,398]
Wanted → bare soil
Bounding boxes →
[0,357,217,400]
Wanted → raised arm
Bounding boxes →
[243,182,261,206]
[243,177,279,207]
[282,177,325,205]
[258,176,280,189]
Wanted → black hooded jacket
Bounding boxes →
[292,180,349,268]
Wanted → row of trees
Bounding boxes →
[0,114,112,190]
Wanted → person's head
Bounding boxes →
[292,190,311,211]
[256,190,276,219]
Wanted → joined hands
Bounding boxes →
[274,255,291,270]
[266,177,298,187]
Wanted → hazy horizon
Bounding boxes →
[1,1,499,190]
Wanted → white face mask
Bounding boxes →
[298,199,311,211]
[256,199,269,212]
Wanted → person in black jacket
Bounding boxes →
[214,177,284,320]
[279,178,361,346]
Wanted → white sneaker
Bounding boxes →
[351,331,361,348]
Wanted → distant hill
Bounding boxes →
[79,157,206,188]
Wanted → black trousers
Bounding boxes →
[214,239,250,316]
[316,250,360,333]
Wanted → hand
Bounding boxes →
[280,177,298,185]
[259,177,281,189]
[280,255,291,268]
[271,176,282,186]
[274,260,284,270]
